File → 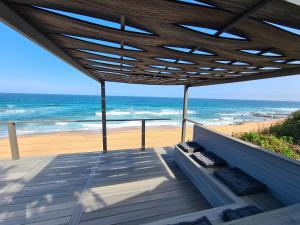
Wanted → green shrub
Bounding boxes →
[238,132,300,160]
[236,110,300,160]
[268,110,300,143]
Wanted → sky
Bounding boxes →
[0,22,300,101]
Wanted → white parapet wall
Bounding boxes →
[192,124,300,206]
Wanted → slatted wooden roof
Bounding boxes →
[1,0,300,86]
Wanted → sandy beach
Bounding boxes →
[0,119,284,159]
[207,118,284,136]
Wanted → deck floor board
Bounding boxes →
[0,148,211,225]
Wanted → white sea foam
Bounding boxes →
[135,109,185,115]
[55,122,69,126]
[269,107,299,112]
[82,123,101,129]
[217,112,251,117]
[108,110,131,116]
[217,108,296,121]
[251,110,290,118]
[200,115,245,126]
[3,109,28,114]
[81,120,180,130]
[96,110,131,116]
[222,116,235,121]
[217,113,236,116]
[16,129,69,136]
[217,113,239,116]
[96,109,196,117]
[201,119,237,126]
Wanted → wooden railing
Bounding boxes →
[2,118,172,160]
[180,118,204,142]
[185,118,203,126]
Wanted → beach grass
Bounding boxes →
[237,110,300,160]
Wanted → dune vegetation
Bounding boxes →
[237,110,300,160]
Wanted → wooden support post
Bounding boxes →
[101,81,108,153]
[141,120,146,150]
[7,122,20,160]
[181,85,189,143]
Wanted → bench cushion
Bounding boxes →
[178,141,205,153]
[214,167,266,196]
[222,205,263,221]
[168,216,212,225]
[191,151,227,168]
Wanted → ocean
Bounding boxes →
[0,93,300,137]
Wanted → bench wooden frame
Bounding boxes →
[175,146,246,207]
[192,124,300,206]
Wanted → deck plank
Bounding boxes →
[79,148,211,225]
[0,148,211,225]
[0,152,99,225]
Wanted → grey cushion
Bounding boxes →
[191,151,227,168]
[178,141,205,153]
[222,205,263,221]
[168,216,212,225]
[214,168,266,196]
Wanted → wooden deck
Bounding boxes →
[0,147,211,225]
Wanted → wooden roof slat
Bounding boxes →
[51,34,295,70]
[190,66,300,87]
[215,0,272,36]
[1,0,300,86]
[203,0,300,29]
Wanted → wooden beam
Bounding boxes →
[100,81,108,153]
[120,15,125,74]
[257,47,276,56]
[1,0,299,87]
[190,66,300,87]
[181,85,189,143]
[216,0,272,36]
[191,0,271,58]
[120,15,126,31]
[0,1,99,82]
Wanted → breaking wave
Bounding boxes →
[96,109,196,117]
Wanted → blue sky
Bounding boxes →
[0,22,300,101]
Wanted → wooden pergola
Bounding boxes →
[1,0,300,152]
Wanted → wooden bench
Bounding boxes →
[220,203,300,225]
[174,146,283,211]
[175,146,245,207]
[142,203,300,225]
[142,203,241,225]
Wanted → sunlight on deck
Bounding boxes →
[0,147,210,225]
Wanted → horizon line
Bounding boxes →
[1,92,300,103]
